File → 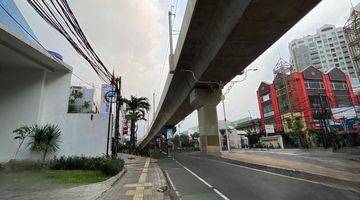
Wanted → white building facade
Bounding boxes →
[0,2,110,162]
[289,24,360,89]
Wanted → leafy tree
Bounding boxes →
[289,117,303,139]
[28,124,61,162]
[180,134,190,147]
[288,117,309,148]
[123,96,150,148]
[191,132,200,141]
[13,126,32,159]
[173,134,180,148]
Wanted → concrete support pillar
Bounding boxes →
[190,88,221,155]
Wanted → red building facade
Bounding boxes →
[257,67,359,134]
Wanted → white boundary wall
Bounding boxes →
[0,67,109,162]
[43,113,109,158]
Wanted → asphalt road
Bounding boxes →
[158,152,360,200]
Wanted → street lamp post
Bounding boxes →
[221,68,258,152]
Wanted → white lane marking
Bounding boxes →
[175,160,230,200]
[191,156,360,194]
[214,188,230,200]
[175,160,213,188]
[164,170,182,199]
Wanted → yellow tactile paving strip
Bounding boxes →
[132,158,151,200]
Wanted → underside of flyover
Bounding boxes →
[139,0,321,152]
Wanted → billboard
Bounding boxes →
[265,124,275,134]
[331,107,357,120]
[100,84,113,113]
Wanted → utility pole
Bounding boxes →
[168,10,175,73]
[221,95,231,152]
[106,93,113,156]
[153,92,156,121]
[112,77,122,157]
[248,110,253,119]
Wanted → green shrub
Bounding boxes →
[4,159,42,172]
[49,156,124,176]
[99,159,124,176]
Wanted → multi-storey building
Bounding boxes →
[257,67,358,135]
[257,82,283,134]
[344,3,360,87]
[289,24,360,90]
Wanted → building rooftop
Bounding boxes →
[0,22,72,72]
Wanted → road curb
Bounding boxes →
[162,168,182,200]
[94,168,127,200]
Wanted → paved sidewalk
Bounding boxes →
[222,149,360,183]
[98,154,169,200]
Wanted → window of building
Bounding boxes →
[309,95,330,109]
[305,80,325,89]
[335,95,352,107]
[263,104,274,117]
[262,94,270,102]
[331,82,347,90]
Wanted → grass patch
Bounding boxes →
[44,170,110,184]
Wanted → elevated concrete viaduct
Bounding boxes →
[139,0,321,154]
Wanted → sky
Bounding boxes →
[14,0,359,138]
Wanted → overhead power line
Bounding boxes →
[0,1,100,88]
[0,2,44,48]
[27,0,113,84]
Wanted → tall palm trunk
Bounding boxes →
[130,120,136,148]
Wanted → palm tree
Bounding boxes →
[13,125,32,159]
[123,96,150,148]
[28,124,61,162]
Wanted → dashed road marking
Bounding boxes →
[174,160,230,200]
